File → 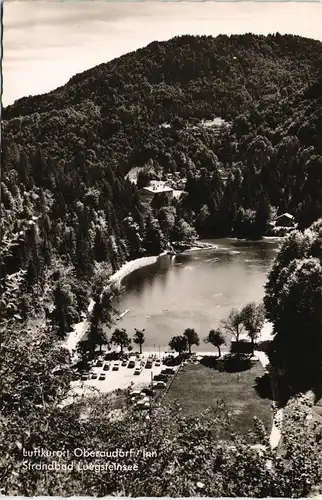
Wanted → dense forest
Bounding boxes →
[1,33,322,495]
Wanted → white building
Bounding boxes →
[141,181,174,203]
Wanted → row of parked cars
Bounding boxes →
[78,355,165,382]
[129,367,177,408]
[129,387,154,409]
[81,371,106,381]
[79,358,114,381]
[79,359,122,381]
[151,367,176,388]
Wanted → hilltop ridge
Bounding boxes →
[4,33,322,121]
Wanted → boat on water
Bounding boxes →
[117,309,130,320]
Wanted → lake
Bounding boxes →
[109,238,280,353]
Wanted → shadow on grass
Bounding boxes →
[200,356,219,369]
[200,355,254,373]
[254,373,273,400]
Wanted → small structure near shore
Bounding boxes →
[274,213,295,228]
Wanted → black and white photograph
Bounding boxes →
[1,0,322,496]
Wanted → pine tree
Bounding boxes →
[94,227,108,262]
[32,148,47,186]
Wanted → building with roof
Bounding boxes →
[274,213,295,227]
[140,181,174,204]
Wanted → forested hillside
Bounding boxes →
[1,33,322,494]
[2,32,322,332]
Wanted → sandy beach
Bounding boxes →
[105,253,167,288]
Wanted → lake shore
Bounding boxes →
[184,241,218,252]
[63,251,170,353]
[99,239,221,293]
[105,251,169,288]
[64,239,276,354]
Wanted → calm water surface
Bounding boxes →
[109,238,280,351]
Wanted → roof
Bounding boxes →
[275,213,294,220]
[142,181,173,194]
[142,186,173,194]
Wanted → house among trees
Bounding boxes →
[218,168,229,183]
[140,180,174,204]
[274,213,296,227]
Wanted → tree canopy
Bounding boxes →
[133,328,146,354]
[264,219,322,385]
[205,328,226,357]
[111,328,131,354]
[169,335,188,354]
[183,328,200,354]
[241,302,265,354]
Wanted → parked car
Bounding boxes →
[112,361,120,371]
[139,396,150,403]
[136,396,150,409]
[136,401,150,410]
[155,359,161,367]
[121,359,128,366]
[154,381,167,389]
[134,366,142,375]
[145,358,153,369]
[141,387,155,396]
[81,372,89,381]
[96,359,104,367]
[90,372,98,380]
[128,360,135,369]
[153,374,167,382]
[103,362,110,371]
[82,362,92,370]
[161,368,176,375]
[129,390,141,398]
[99,373,106,381]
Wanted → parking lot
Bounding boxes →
[68,351,225,403]
[70,355,174,397]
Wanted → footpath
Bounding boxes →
[254,348,283,450]
[252,321,283,449]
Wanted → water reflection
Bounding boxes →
[107,238,279,350]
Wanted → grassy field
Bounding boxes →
[162,360,272,437]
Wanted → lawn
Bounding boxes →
[162,360,272,437]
